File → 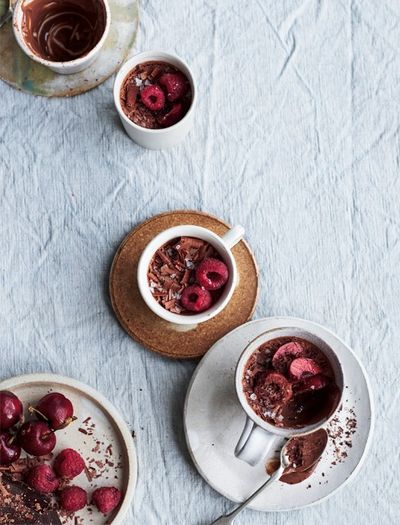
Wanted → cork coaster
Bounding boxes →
[109,210,259,359]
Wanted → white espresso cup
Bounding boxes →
[114,50,197,149]
[235,326,344,466]
[137,224,244,325]
[13,0,111,75]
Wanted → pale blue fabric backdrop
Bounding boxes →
[0,1,399,523]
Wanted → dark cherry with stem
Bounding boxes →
[0,430,21,465]
[0,391,23,430]
[29,393,77,430]
[18,421,56,456]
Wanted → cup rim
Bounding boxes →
[235,326,345,437]
[137,225,238,325]
[13,0,111,68]
[113,50,197,135]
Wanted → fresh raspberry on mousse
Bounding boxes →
[59,486,88,512]
[54,448,85,479]
[92,486,123,514]
[140,85,166,111]
[181,284,213,313]
[196,257,229,291]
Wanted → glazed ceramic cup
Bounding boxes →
[137,224,244,325]
[113,50,197,149]
[13,0,111,75]
[234,326,344,466]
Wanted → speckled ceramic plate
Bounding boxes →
[0,373,137,524]
[0,0,139,97]
[184,317,374,512]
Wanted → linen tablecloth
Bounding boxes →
[1,1,399,523]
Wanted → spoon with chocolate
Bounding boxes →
[210,429,328,525]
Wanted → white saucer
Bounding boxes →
[0,373,137,525]
[184,317,374,511]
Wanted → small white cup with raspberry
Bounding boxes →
[138,224,245,325]
[114,50,197,149]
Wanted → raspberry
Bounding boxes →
[140,85,165,111]
[25,464,59,494]
[181,284,212,313]
[272,342,303,374]
[59,486,87,512]
[254,372,292,408]
[54,449,85,480]
[159,72,188,101]
[158,103,184,128]
[92,487,123,514]
[196,258,229,291]
[289,358,321,380]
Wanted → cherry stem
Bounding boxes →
[28,406,49,422]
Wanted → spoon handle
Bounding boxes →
[226,465,285,521]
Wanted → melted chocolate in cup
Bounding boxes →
[21,0,107,62]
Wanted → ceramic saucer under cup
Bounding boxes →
[184,317,374,511]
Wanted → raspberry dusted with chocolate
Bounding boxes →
[243,337,340,428]
[254,372,292,408]
[92,486,123,514]
[59,486,87,512]
[140,85,166,111]
[181,284,212,313]
[147,236,229,315]
[196,257,229,291]
[120,60,192,129]
[159,72,188,102]
[26,464,59,494]
[54,448,85,479]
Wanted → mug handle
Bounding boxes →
[222,225,245,249]
[235,417,284,466]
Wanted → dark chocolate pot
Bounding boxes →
[22,0,106,62]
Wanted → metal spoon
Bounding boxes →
[210,440,290,525]
[210,429,328,525]
[0,1,12,29]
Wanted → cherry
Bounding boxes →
[18,421,56,456]
[29,392,76,430]
[0,430,21,465]
[272,342,303,374]
[0,390,23,430]
[289,357,321,380]
[254,371,293,408]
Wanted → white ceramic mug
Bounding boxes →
[114,50,197,149]
[137,224,244,325]
[234,326,344,466]
[13,0,111,75]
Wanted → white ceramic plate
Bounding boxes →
[0,373,137,524]
[184,317,374,511]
